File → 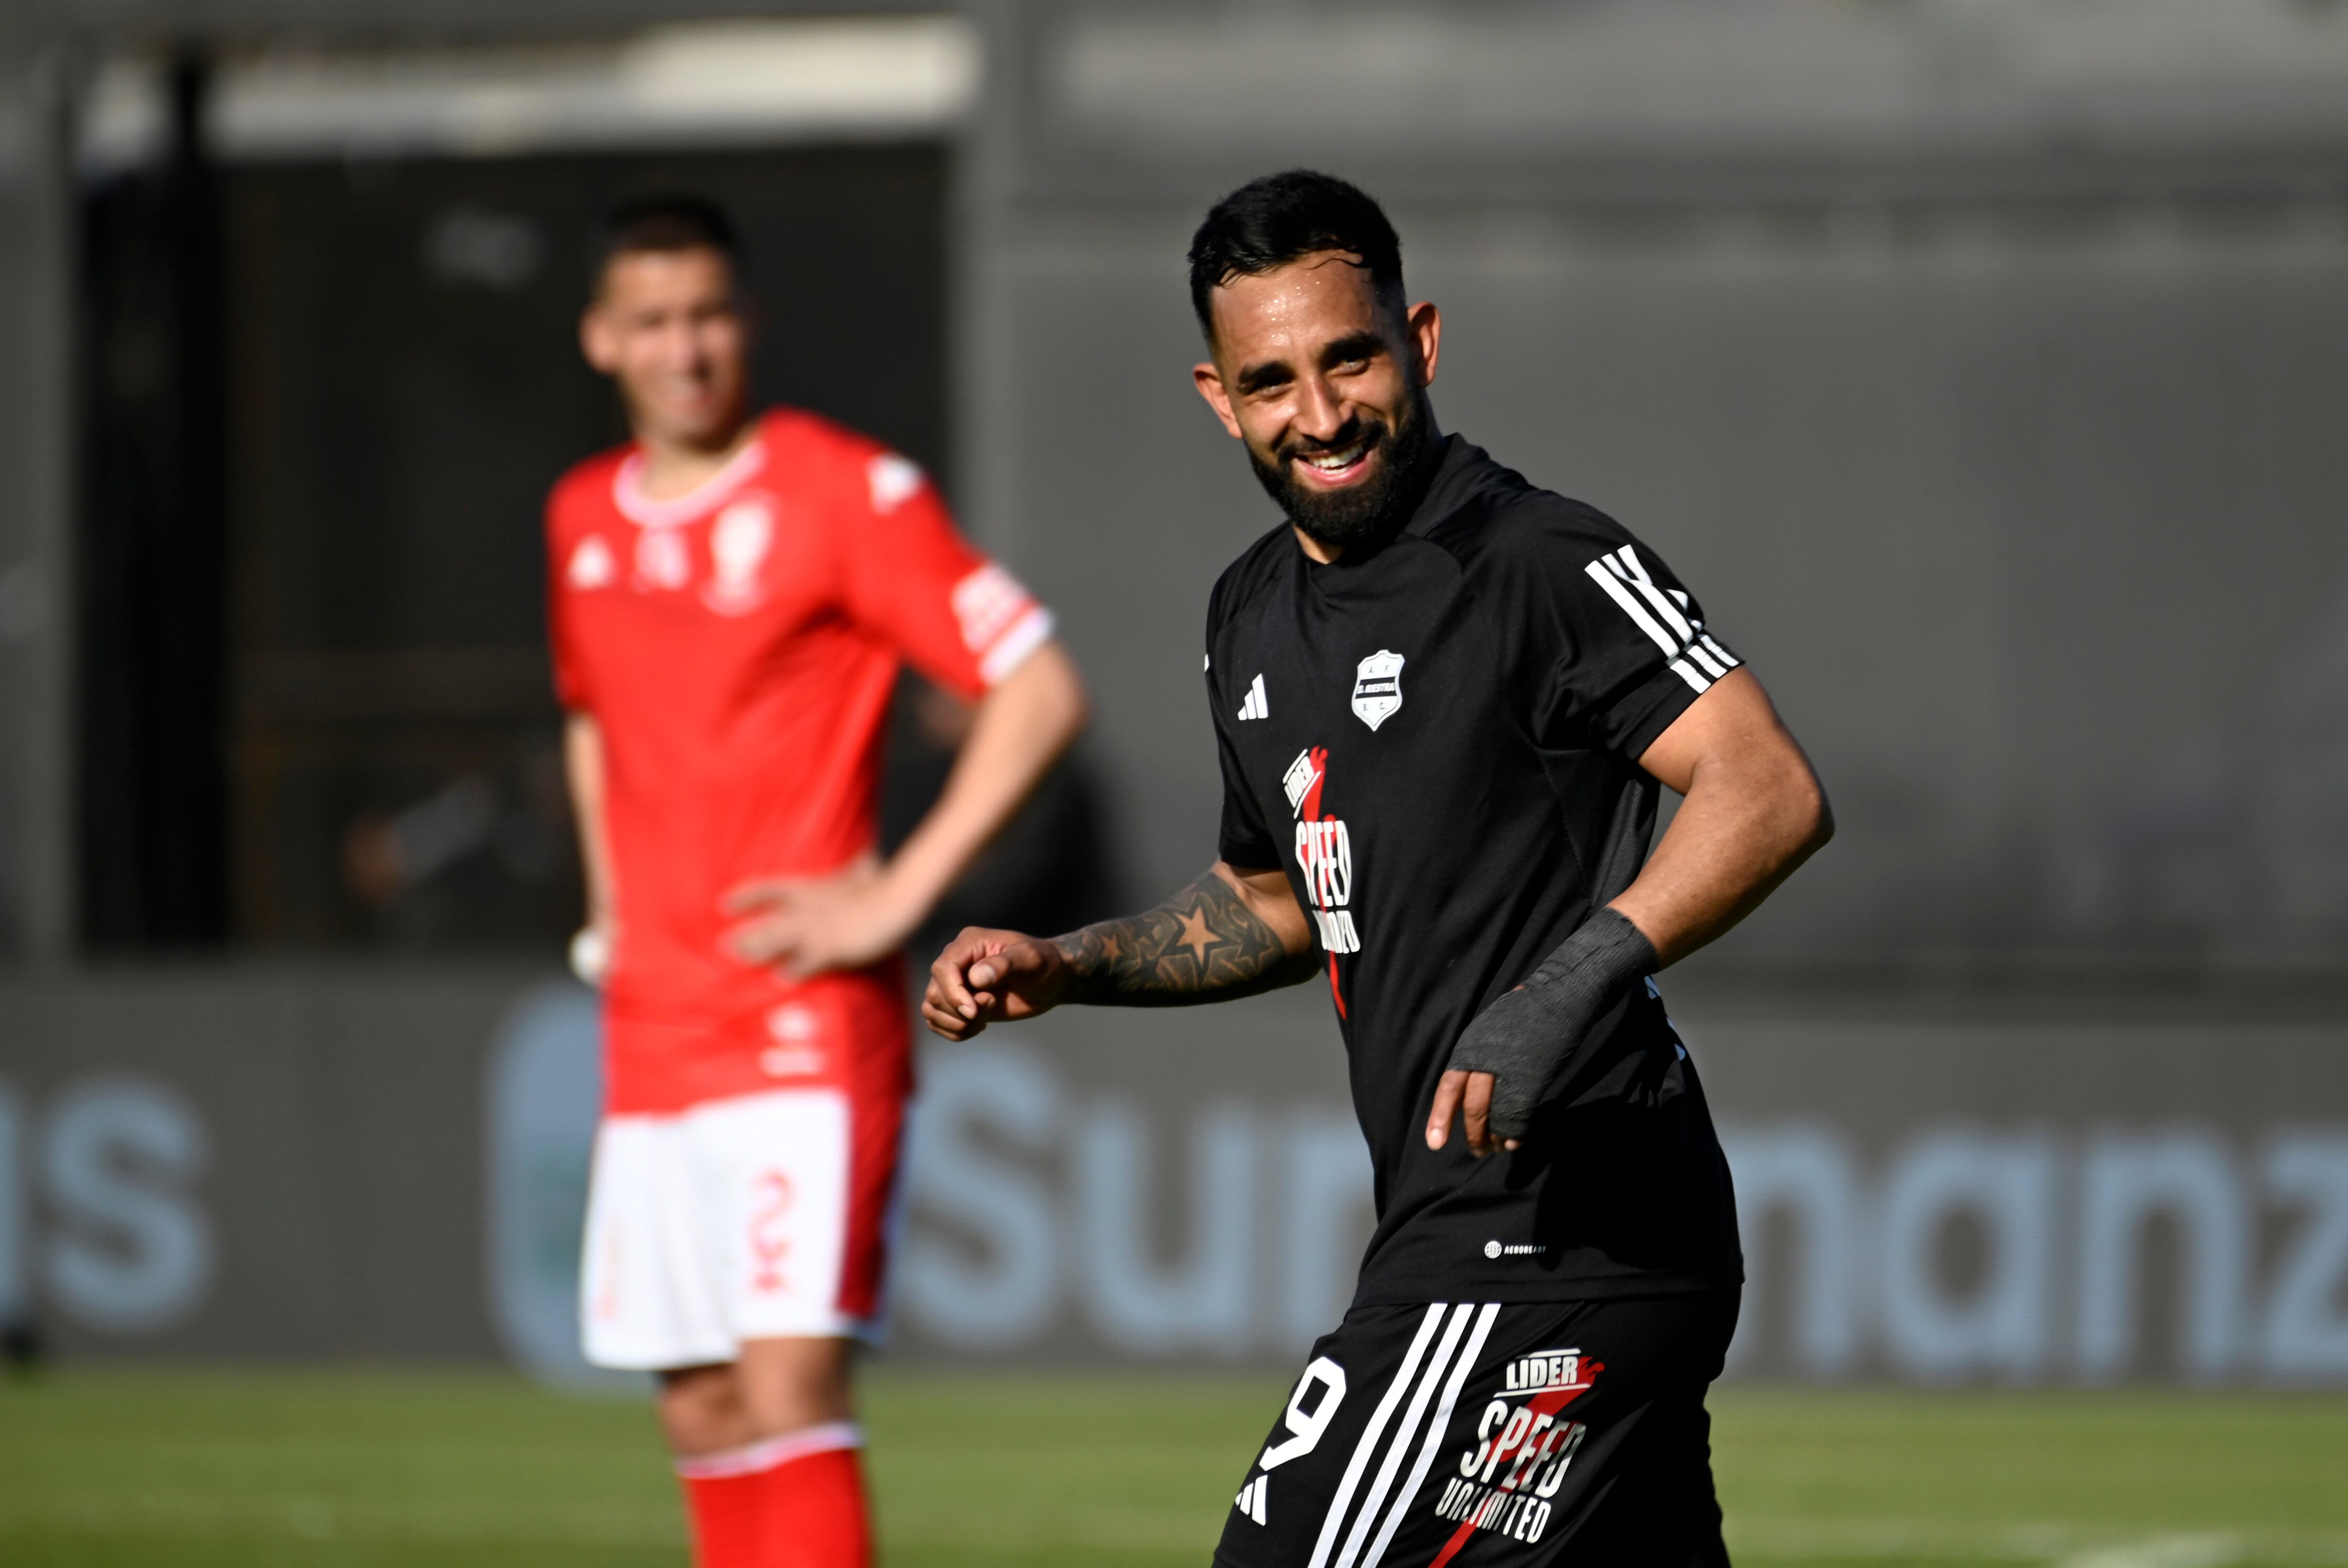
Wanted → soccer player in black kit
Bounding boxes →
[926,171,1831,1567]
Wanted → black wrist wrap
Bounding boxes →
[1443,907,1659,1141]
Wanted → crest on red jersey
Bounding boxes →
[703,499,774,614]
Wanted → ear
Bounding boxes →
[580,306,618,375]
[1192,360,1244,440]
[1406,300,1442,389]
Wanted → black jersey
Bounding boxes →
[1206,435,1744,1305]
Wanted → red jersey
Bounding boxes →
[547,408,1052,1114]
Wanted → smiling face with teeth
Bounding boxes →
[1192,251,1443,561]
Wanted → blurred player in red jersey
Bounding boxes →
[549,195,1088,1568]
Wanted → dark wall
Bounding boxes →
[80,141,953,953]
[76,59,230,952]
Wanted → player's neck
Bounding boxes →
[1293,527,1345,564]
[633,416,760,501]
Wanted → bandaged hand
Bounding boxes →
[1442,907,1658,1143]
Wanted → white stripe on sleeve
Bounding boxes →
[1613,548,1698,641]
[979,604,1055,685]
[1583,558,1681,659]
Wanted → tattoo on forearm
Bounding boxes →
[1056,871,1317,1006]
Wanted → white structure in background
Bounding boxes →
[1051,0,2348,155]
[77,15,980,171]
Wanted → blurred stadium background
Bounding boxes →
[4,0,2348,1563]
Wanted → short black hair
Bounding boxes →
[593,192,740,285]
[1186,170,1405,339]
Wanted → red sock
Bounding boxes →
[760,1443,869,1568]
[677,1423,867,1568]
[681,1467,767,1568]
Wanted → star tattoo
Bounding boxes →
[1175,905,1221,969]
[1053,868,1321,1006]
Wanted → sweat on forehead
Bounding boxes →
[1204,258,1410,367]
[1213,251,1377,314]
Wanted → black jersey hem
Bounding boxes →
[1350,1269,1741,1309]
[1217,830,1281,873]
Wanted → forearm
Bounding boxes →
[1439,671,1828,1152]
[1056,865,1318,1007]
[1612,744,1829,967]
[563,713,617,927]
[884,642,1088,918]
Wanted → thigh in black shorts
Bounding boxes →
[1215,1291,1739,1568]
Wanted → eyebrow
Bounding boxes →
[1320,331,1387,366]
[1232,331,1390,396]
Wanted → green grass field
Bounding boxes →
[1,1369,2342,1568]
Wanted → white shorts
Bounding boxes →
[579,1087,901,1370]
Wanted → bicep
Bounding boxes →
[1636,668,1819,803]
[977,637,1089,738]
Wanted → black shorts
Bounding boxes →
[1214,1291,1739,1568]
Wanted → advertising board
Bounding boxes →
[4,970,2343,1386]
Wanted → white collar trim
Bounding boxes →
[613,431,767,528]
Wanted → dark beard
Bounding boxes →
[1247,393,1435,553]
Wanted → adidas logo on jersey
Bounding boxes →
[1233,1474,1268,1525]
[1236,673,1269,721]
[567,536,616,590]
[867,451,925,513]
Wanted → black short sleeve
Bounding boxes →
[1212,655,1281,869]
[1518,519,1742,760]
